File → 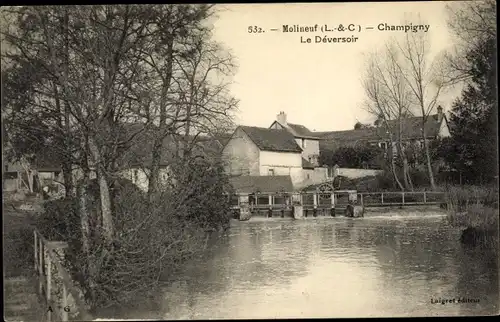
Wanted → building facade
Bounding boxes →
[222,125,328,191]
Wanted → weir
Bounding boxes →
[228,190,446,220]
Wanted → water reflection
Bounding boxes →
[99,214,498,319]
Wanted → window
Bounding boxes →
[306,174,310,179]
[308,156,312,163]
[268,169,275,176]
[133,169,139,183]
[379,142,387,149]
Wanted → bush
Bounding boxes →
[4,225,34,276]
[37,197,79,241]
[374,172,396,191]
[409,168,430,188]
[168,157,233,231]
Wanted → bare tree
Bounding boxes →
[394,22,448,190]
[444,0,497,84]
[362,55,405,191]
[127,5,237,199]
[363,44,416,191]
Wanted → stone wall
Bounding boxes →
[335,167,383,179]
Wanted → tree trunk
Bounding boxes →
[77,176,98,308]
[389,141,404,191]
[147,35,174,200]
[397,142,414,191]
[78,178,91,255]
[62,161,74,197]
[62,9,73,198]
[148,84,168,199]
[397,116,414,191]
[421,129,437,190]
[88,136,114,243]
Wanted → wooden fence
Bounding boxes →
[228,191,445,216]
[356,191,445,207]
[34,230,93,321]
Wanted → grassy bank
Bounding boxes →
[444,185,499,247]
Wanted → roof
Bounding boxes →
[317,127,382,142]
[271,121,321,139]
[238,126,302,153]
[286,123,321,139]
[316,114,446,143]
[302,158,315,169]
[117,123,226,168]
[228,175,295,193]
[213,133,233,147]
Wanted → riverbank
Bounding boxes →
[444,185,499,248]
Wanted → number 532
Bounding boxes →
[248,26,263,33]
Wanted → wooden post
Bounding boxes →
[381,193,384,204]
[38,239,43,295]
[360,193,364,206]
[402,191,405,205]
[47,252,52,321]
[331,193,335,207]
[62,284,68,321]
[423,191,427,203]
[268,194,272,209]
[34,231,38,271]
[313,192,317,209]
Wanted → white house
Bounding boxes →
[222,125,329,191]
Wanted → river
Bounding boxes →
[98,209,498,319]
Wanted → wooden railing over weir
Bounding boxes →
[34,229,93,321]
[228,191,446,212]
[345,191,445,207]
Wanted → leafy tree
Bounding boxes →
[444,5,497,184]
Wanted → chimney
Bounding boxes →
[437,105,443,123]
[277,111,287,125]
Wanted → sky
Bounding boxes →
[212,1,463,132]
